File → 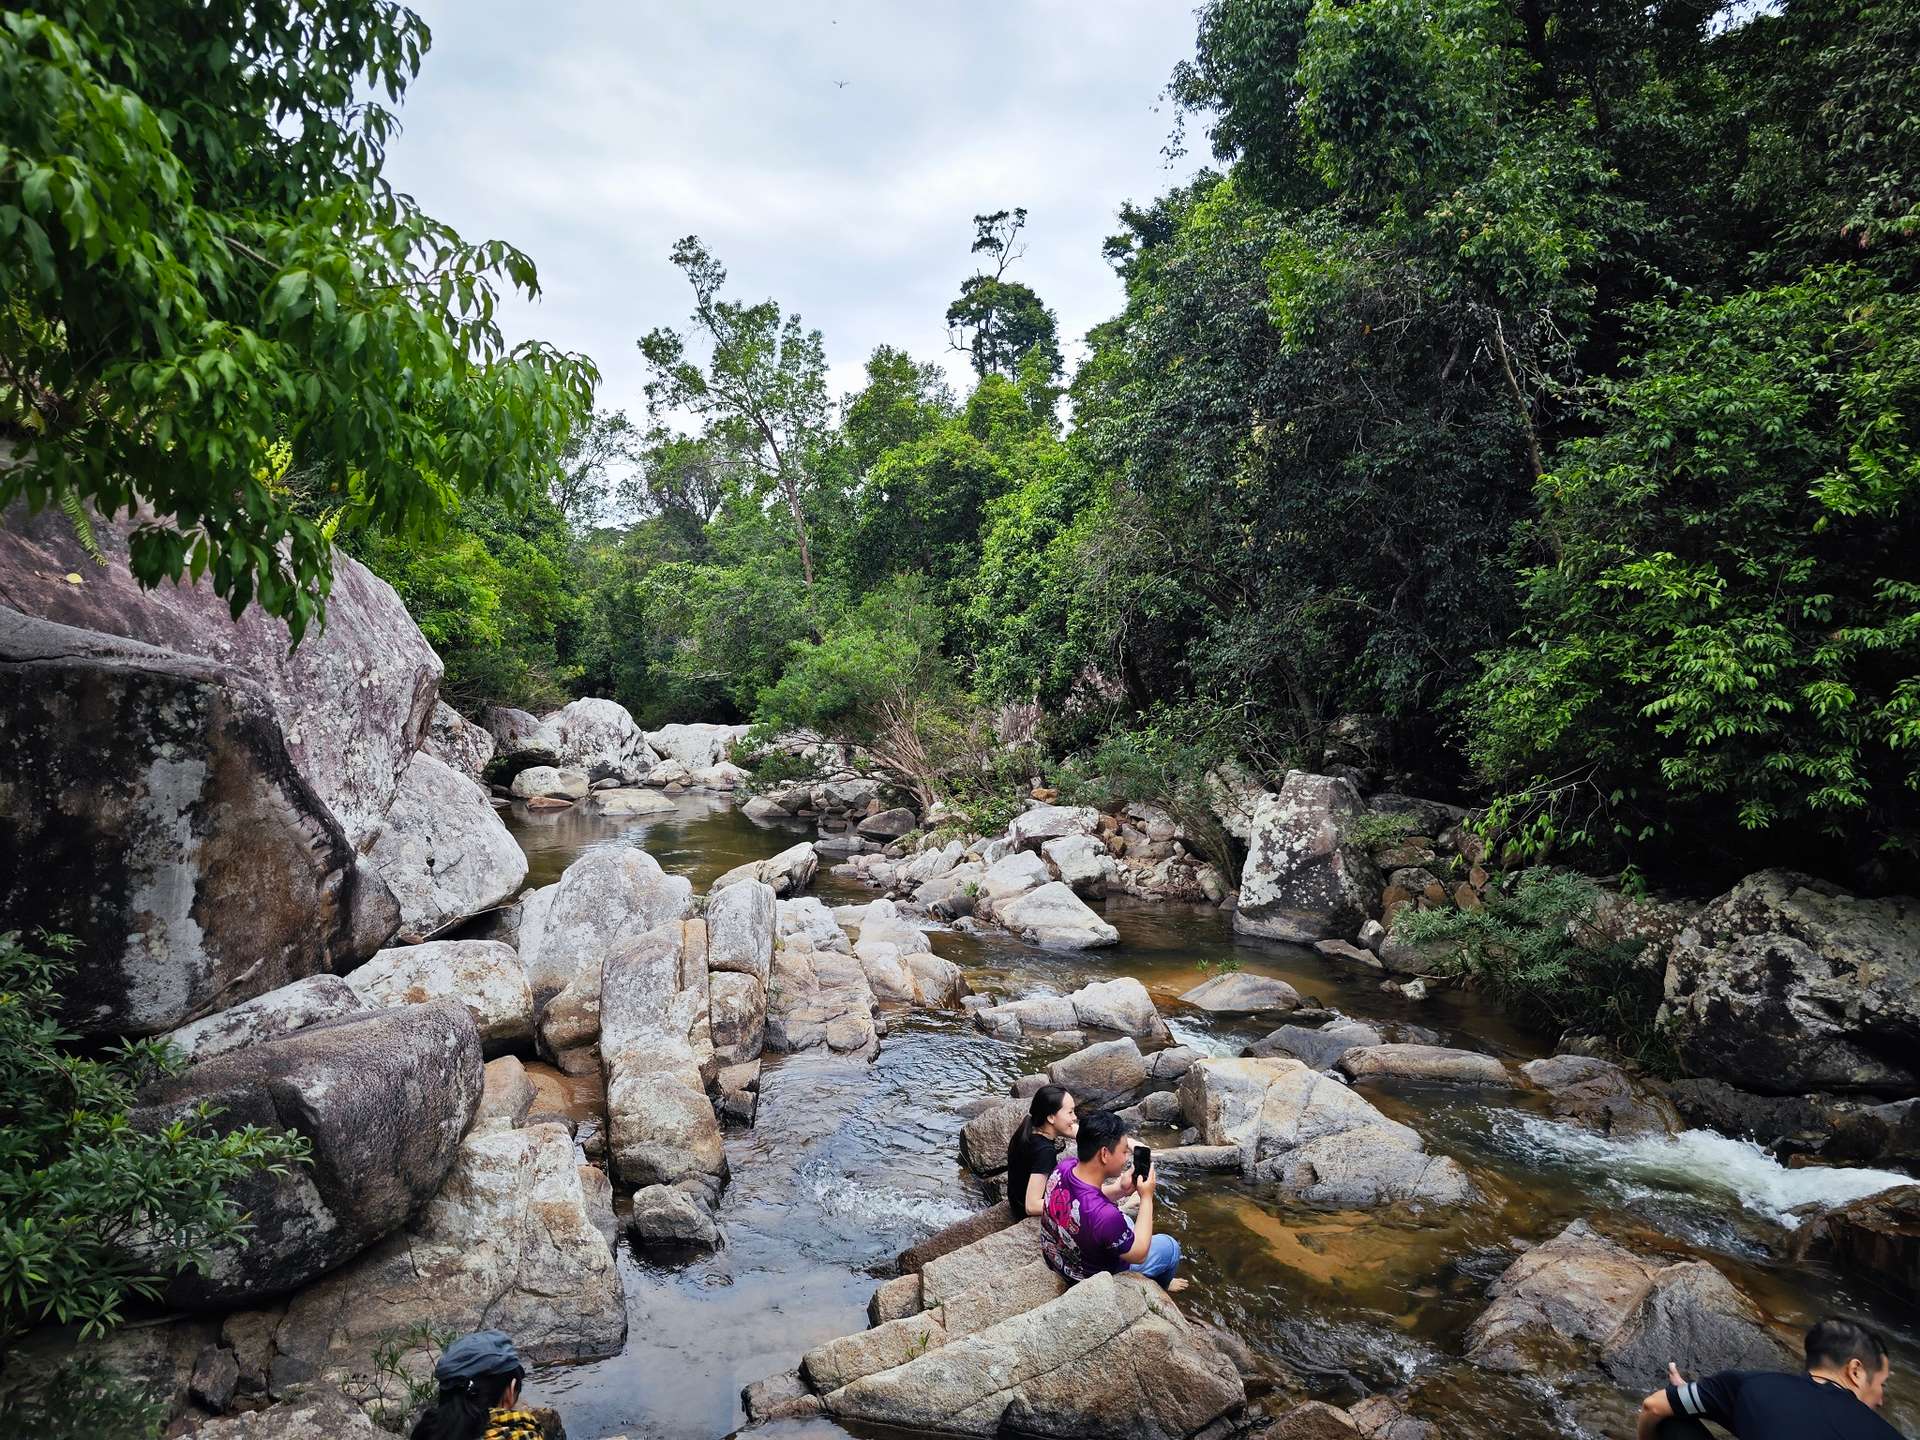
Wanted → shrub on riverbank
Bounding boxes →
[0,933,308,1418]
[1390,871,1675,1067]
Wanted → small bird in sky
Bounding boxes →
[834,79,850,88]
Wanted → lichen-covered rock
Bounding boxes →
[422,700,494,781]
[0,610,399,1036]
[1234,772,1377,943]
[131,1001,483,1306]
[270,1121,624,1389]
[346,939,533,1052]
[710,970,767,1065]
[0,500,438,848]
[189,1382,380,1437]
[159,975,368,1066]
[545,697,658,782]
[1659,870,1920,1093]
[366,752,528,941]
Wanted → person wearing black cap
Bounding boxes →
[410,1330,543,1440]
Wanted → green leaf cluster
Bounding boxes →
[0,3,594,641]
[0,933,308,1363]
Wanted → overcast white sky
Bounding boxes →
[382,2,1207,417]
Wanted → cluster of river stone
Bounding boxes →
[0,505,1914,1439]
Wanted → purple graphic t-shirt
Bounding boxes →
[1039,1157,1133,1281]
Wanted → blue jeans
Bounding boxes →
[1130,1233,1181,1287]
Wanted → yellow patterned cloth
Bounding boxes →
[482,1411,549,1440]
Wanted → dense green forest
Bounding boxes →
[6,0,1916,891]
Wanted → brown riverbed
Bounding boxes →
[505,796,1920,1440]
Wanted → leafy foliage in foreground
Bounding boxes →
[0,2,594,641]
[0,934,308,1358]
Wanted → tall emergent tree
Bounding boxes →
[638,236,830,590]
[945,208,1062,382]
[0,2,596,641]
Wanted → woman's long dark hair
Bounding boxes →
[409,1369,522,1440]
[1011,1084,1070,1152]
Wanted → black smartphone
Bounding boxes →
[1133,1143,1152,1185]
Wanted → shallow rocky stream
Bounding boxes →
[505,796,1919,1440]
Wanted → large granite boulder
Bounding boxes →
[765,936,880,1059]
[159,975,368,1067]
[130,1001,483,1306]
[1234,772,1377,942]
[481,705,558,774]
[0,610,398,1036]
[1177,1057,1474,1208]
[1043,832,1116,898]
[996,881,1120,949]
[1338,1044,1516,1088]
[1466,1220,1794,1381]
[1049,1037,1150,1109]
[270,1121,625,1390]
[645,721,749,771]
[0,500,438,847]
[421,700,494,781]
[1521,1054,1680,1137]
[345,939,534,1052]
[365,752,528,941]
[1180,972,1303,1016]
[592,786,676,816]
[707,879,777,982]
[974,977,1169,1041]
[508,764,588,801]
[980,850,1052,906]
[820,1270,1244,1439]
[1245,1019,1382,1071]
[1658,870,1920,1094]
[1008,804,1101,851]
[521,845,693,1015]
[712,841,818,896]
[600,925,725,1191]
[545,697,658,782]
[189,1383,380,1438]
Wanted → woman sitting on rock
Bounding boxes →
[1006,1085,1079,1219]
[412,1330,544,1440]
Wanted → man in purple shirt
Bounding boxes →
[1039,1110,1186,1292]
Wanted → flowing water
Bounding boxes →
[503,797,1920,1440]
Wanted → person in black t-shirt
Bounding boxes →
[1005,1085,1079,1220]
[1636,1315,1906,1439]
